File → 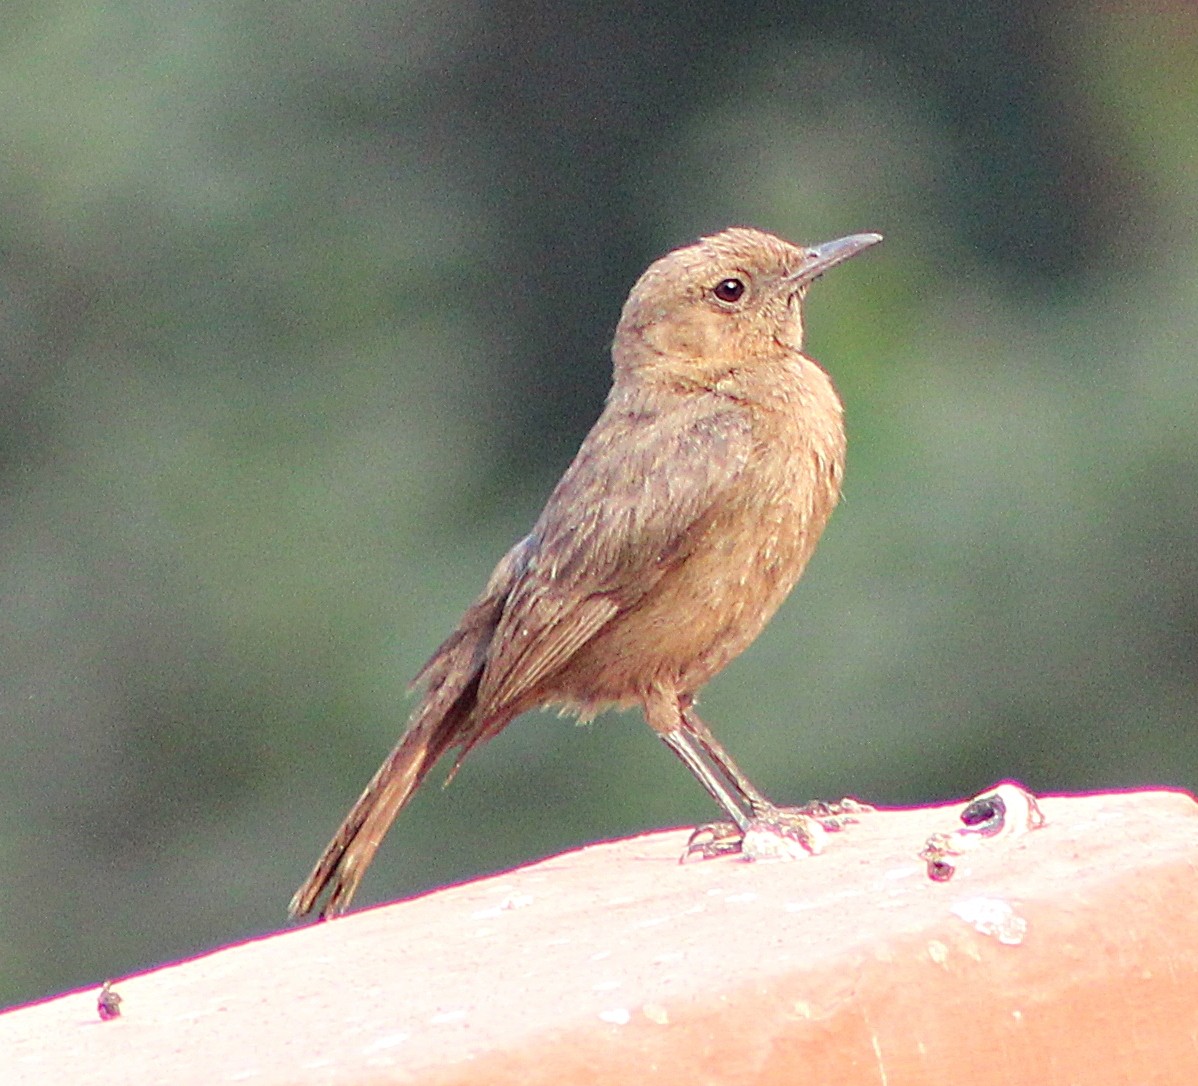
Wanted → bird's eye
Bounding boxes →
[712,277,746,303]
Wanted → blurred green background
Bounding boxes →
[2,1,1196,1009]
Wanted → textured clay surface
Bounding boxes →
[4,790,1198,1085]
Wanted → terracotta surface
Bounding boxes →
[4,790,1198,1085]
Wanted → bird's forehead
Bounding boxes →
[663,227,806,283]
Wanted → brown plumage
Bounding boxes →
[290,226,882,919]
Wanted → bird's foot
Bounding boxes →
[683,808,823,861]
[682,802,846,863]
[681,798,873,862]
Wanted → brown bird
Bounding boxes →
[290,226,882,919]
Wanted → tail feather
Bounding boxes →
[291,542,526,919]
[289,678,480,920]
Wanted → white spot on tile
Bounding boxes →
[599,1008,631,1025]
[362,1033,409,1053]
[429,1009,468,1025]
[951,897,1028,945]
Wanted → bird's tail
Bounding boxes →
[288,679,479,920]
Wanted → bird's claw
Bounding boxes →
[683,819,745,860]
[682,804,845,863]
[792,796,874,832]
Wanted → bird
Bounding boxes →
[290,225,882,919]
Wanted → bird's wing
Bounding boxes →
[474,396,753,714]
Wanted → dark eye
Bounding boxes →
[712,277,746,303]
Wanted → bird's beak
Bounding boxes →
[788,232,883,287]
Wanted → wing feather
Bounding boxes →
[474,389,752,714]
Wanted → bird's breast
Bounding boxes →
[661,422,843,680]
[562,393,845,703]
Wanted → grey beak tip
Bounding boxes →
[790,231,884,286]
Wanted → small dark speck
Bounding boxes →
[98,980,123,1021]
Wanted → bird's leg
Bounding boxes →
[650,687,859,862]
[659,728,752,833]
[666,705,818,860]
[649,686,753,832]
[673,703,866,861]
[679,704,772,813]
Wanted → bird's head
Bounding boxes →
[612,226,881,390]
